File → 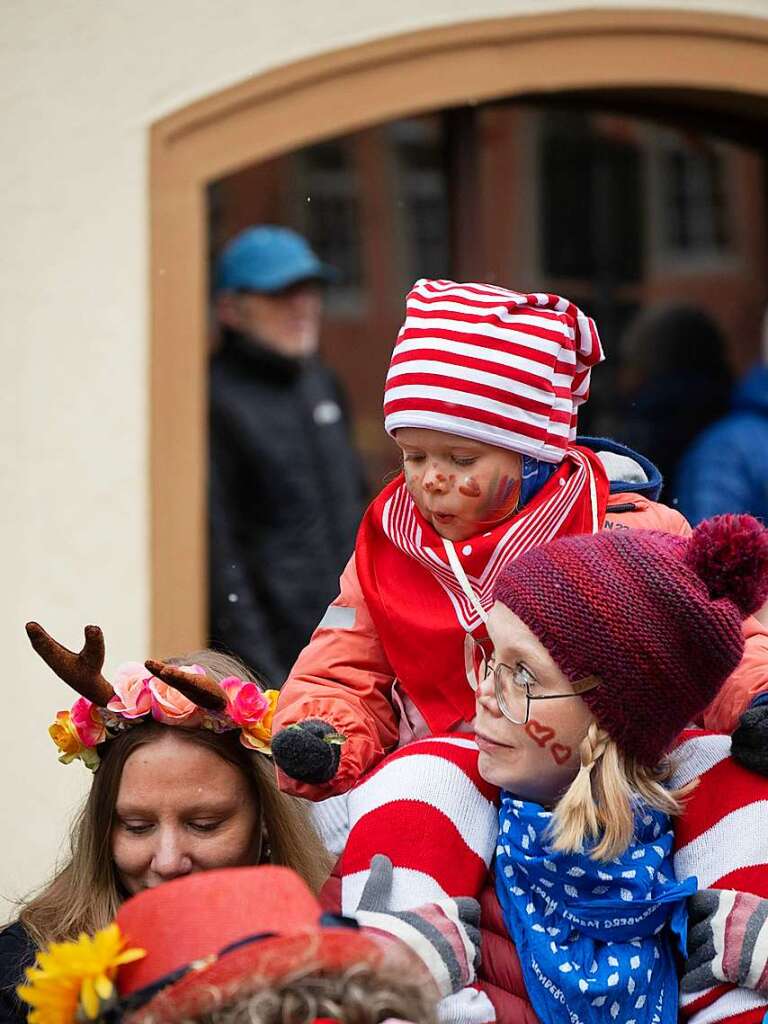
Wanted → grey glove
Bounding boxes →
[683,888,768,994]
[354,854,482,997]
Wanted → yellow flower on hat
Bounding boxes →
[17,923,145,1024]
[240,688,279,753]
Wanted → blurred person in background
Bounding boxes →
[617,304,733,506]
[209,226,367,685]
[677,307,768,526]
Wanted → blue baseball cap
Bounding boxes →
[215,226,337,294]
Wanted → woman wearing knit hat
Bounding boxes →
[272,279,768,804]
[329,513,768,1024]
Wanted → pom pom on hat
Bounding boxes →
[685,514,768,617]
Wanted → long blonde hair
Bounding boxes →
[19,650,332,948]
[547,721,694,861]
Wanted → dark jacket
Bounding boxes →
[209,332,367,685]
[618,371,732,506]
[0,922,35,1024]
[676,364,768,525]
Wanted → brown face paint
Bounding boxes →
[423,470,453,492]
[458,476,482,498]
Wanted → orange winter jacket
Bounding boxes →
[274,490,768,800]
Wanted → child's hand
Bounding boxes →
[271,719,344,783]
[731,700,768,776]
[683,889,768,993]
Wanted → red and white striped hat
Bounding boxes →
[384,279,604,463]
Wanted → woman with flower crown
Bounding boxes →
[0,627,332,1024]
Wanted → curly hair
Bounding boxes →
[167,964,438,1024]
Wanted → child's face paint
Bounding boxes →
[474,603,593,805]
[483,469,522,525]
[458,477,481,498]
[394,428,522,541]
[524,720,573,765]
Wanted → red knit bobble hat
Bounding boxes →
[492,514,768,765]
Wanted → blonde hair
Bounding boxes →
[18,650,332,948]
[169,964,438,1024]
[547,721,695,861]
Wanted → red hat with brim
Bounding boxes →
[115,866,432,1024]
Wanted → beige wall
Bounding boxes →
[3,0,768,918]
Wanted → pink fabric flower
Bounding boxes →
[108,662,152,719]
[70,697,106,747]
[220,676,269,727]
[149,669,203,726]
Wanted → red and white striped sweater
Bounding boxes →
[332,731,768,1024]
[672,731,768,1024]
[338,735,500,1024]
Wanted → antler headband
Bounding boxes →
[26,622,278,770]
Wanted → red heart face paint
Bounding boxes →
[474,604,595,805]
[525,719,573,765]
[524,720,556,747]
[550,743,572,765]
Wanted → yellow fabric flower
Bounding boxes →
[48,711,100,771]
[49,711,83,759]
[240,688,279,753]
[17,923,145,1024]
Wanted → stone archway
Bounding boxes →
[149,8,768,653]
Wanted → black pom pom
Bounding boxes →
[731,705,768,776]
[271,719,341,784]
[685,514,768,617]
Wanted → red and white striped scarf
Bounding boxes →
[355,445,608,733]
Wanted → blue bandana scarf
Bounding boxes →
[496,795,696,1024]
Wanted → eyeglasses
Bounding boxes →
[464,633,600,725]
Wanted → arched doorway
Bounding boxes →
[149,8,768,654]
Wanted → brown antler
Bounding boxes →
[26,622,114,707]
[144,659,228,711]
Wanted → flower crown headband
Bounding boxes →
[26,622,279,771]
